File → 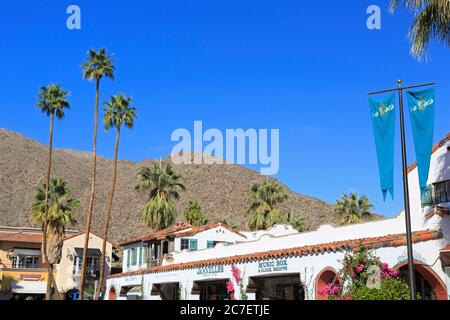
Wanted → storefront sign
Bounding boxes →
[18,273,44,281]
[197,265,224,276]
[258,259,288,273]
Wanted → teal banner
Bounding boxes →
[407,87,435,196]
[369,94,396,200]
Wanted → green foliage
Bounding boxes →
[135,163,185,230]
[103,94,137,131]
[335,192,373,225]
[31,178,79,265]
[183,199,208,226]
[81,48,115,81]
[281,212,309,232]
[348,277,411,300]
[246,179,288,231]
[390,0,450,60]
[214,216,239,229]
[36,84,70,119]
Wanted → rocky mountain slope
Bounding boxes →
[0,129,337,243]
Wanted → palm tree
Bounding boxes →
[31,178,78,300]
[79,48,114,299]
[95,94,137,300]
[283,212,309,232]
[135,163,185,231]
[35,84,70,300]
[335,192,374,225]
[390,0,450,59]
[246,179,288,231]
[183,199,208,226]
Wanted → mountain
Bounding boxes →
[0,129,337,243]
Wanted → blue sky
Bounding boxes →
[0,1,449,217]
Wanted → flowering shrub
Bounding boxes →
[229,264,248,300]
[323,245,413,300]
[226,279,235,293]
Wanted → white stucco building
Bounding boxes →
[106,133,450,301]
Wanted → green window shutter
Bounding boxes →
[138,247,142,265]
[421,184,433,207]
[189,239,198,251]
[207,240,215,249]
[127,249,131,267]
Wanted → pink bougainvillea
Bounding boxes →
[380,263,398,278]
[355,265,364,273]
[231,264,241,283]
[226,279,235,293]
[318,282,341,297]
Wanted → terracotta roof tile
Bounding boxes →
[0,232,42,244]
[108,229,441,279]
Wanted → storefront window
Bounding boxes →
[255,275,305,300]
[200,281,229,300]
[11,256,39,269]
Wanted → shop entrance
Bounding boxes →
[193,279,229,300]
[151,282,180,300]
[398,263,447,300]
[248,274,305,300]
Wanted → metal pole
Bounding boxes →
[397,79,417,300]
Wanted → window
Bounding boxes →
[189,239,198,251]
[207,241,216,249]
[131,248,137,265]
[12,256,39,269]
[142,246,148,264]
[138,247,142,265]
[434,180,450,204]
[180,238,189,250]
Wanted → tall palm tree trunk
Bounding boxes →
[95,127,120,300]
[79,78,100,300]
[43,112,54,300]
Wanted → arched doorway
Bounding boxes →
[315,267,339,300]
[108,286,117,301]
[394,261,447,300]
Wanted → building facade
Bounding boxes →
[0,228,114,300]
[106,134,450,300]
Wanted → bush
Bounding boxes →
[348,277,411,300]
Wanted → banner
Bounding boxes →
[407,87,435,195]
[369,93,396,200]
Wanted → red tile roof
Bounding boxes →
[0,232,43,244]
[108,229,441,279]
[119,223,246,246]
[407,133,450,174]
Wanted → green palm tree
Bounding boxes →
[283,212,309,232]
[390,0,450,59]
[79,48,114,299]
[95,94,137,300]
[31,178,78,300]
[246,179,288,231]
[135,163,185,231]
[35,84,70,300]
[183,199,208,226]
[335,192,374,225]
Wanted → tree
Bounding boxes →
[35,84,70,300]
[95,94,137,300]
[246,179,288,231]
[31,178,78,300]
[390,0,450,59]
[335,192,374,225]
[213,216,239,229]
[79,48,114,299]
[282,212,309,232]
[183,199,208,226]
[135,163,185,231]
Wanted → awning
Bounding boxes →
[74,248,102,257]
[13,248,41,256]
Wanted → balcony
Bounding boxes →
[421,179,450,207]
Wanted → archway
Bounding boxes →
[315,267,339,300]
[394,261,447,300]
[108,286,117,301]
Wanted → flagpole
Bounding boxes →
[368,80,434,300]
[397,79,417,300]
